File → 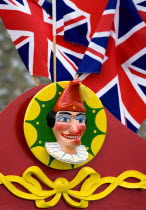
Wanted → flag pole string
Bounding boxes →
[52,0,57,83]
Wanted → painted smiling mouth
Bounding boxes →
[61,133,81,139]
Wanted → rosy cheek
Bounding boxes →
[80,124,86,134]
[54,122,69,132]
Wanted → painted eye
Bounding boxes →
[57,116,71,122]
[75,116,86,123]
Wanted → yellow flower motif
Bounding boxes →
[0,166,146,208]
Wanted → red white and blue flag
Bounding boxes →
[0,0,145,132]
[78,0,146,132]
[36,0,91,47]
[0,0,107,80]
[0,0,89,80]
[134,0,146,22]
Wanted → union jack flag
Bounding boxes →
[78,0,146,132]
[0,0,89,80]
[36,0,91,47]
[134,0,146,22]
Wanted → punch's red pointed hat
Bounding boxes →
[53,79,86,112]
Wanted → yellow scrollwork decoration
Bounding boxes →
[0,166,146,208]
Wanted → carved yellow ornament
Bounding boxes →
[0,166,146,208]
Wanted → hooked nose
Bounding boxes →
[69,120,81,134]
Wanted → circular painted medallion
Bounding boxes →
[24,81,107,170]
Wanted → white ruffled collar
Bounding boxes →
[45,142,88,164]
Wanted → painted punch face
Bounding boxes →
[52,111,86,154]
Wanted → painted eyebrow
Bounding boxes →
[58,112,71,115]
[76,113,86,116]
